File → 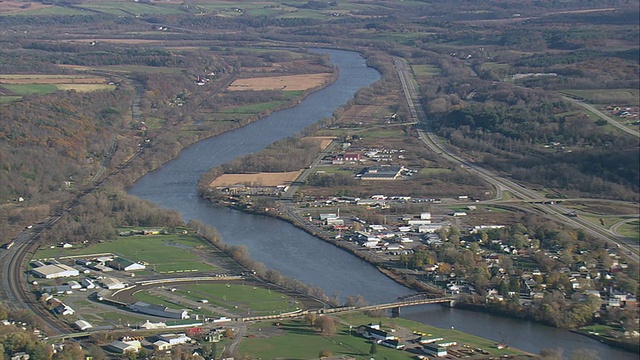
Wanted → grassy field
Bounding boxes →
[79,1,184,16]
[238,314,530,359]
[1,84,59,95]
[33,232,218,273]
[179,283,296,315]
[618,220,640,240]
[411,64,442,77]
[9,6,86,16]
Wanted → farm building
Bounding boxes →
[31,264,79,279]
[108,257,146,271]
[101,278,126,290]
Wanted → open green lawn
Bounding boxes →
[359,128,405,139]
[179,283,296,315]
[618,220,640,241]
[34,232,217,273]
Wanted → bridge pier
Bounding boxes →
[391,306,400,318]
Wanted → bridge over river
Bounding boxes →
[241,294,456,322]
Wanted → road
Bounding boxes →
[393,57,639,263]
[561,96,639,137]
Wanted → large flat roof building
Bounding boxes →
[31,264,79,279]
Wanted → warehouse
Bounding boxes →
[31,264,79,279]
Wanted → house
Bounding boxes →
[153,340,172,351]
[453,212,467,217]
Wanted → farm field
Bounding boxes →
[560,89,640,106]
[228,73,332,91]
[209,171,302,187]
[0,74,114,100]
[32,232,218,273]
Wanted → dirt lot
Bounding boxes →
[301,136,335,150]
[210,171,303,187]
[227,73,332,91]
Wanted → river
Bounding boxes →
[128,48,635,359]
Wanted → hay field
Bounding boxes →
[0,1,50,15]
[210,171,302,187]
[0,74,114,94]
[0,74,107,84]
[228,73,331,91]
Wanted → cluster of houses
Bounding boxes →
[106,328,227,355]
[318,211,449,251]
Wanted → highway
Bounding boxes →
[561,96,639,137]
[394,57,639,264]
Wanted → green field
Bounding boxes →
[618,220,640,241]
[411,64,442,77]
[1,84,59,95]
[179,283,296,315]
[10,6,86,16]
[34,232,217,273]
[78,2,184,16]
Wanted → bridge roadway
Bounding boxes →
[240,295,455,322]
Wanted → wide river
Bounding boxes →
[129,49,635,359]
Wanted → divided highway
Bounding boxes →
[394,57,638,264]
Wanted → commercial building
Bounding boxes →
[31,264,79,279]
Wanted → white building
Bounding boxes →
[158,333,191,346]
[31,264,79,279]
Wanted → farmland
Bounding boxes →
[0,74,114,101]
